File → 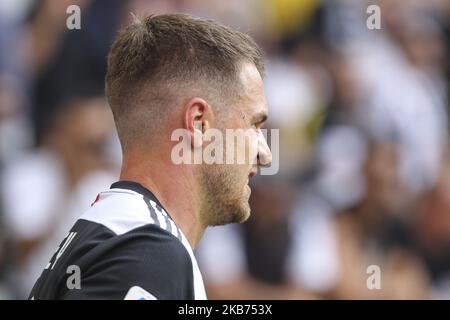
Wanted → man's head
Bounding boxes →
[106,13,271,228]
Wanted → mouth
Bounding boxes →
[245,168,257,195]
[245,183,251,195]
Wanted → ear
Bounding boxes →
[182,98,214,149]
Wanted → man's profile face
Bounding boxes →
[200,63,272,226]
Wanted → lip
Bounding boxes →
[245,183,251,194]
[246,168,257,195]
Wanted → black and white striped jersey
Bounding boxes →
[28,181,207,300]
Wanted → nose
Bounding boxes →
[257,130,272,167]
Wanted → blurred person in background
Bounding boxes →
[29,0,124,146]
[330,141,429,299]
[0,93,117,298]
[348,0,448,195]
[0,0,124,298]
[291,0,449,299]
[413,156,450,299]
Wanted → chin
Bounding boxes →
[223,200,251,225]
[236,200,251,223]
[239,208,251,223]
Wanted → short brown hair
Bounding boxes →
[105,13,264,150]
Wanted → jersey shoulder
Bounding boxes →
[31,188,195,300]
[62,219,195,300]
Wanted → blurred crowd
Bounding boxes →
[0,0,449,299]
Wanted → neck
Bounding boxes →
[119,151,205,249]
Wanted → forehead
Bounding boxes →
[237,63,268,116]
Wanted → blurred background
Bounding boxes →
[0,0,449,299]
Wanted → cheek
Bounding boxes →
[236,164,252,187]
[222,163,248,186]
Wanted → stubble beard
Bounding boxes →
[198,164,251,227]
